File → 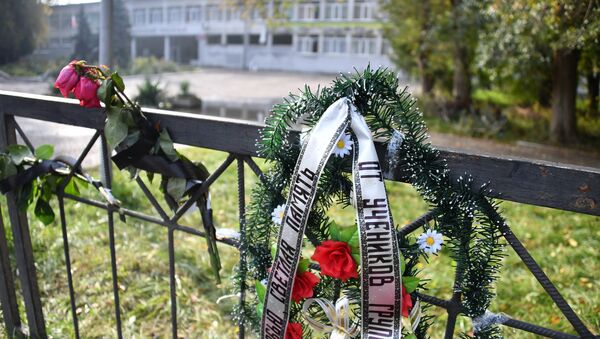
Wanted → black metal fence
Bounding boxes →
[0,90,598,338]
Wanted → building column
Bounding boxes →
[318,32,324,54]
[348,0,355,20]
[345,31,352,56]
[164,36,171,61]
[130,37,137,60]
[375,32,383,56]
[319,0,326,20]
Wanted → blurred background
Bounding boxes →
[0,1,598,338]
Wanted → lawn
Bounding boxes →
[0,147,598,338]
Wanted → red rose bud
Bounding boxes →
[285,322,302,339]
[54,61,80,98]
[74,76,101,108]
[402,285,413,317]
[291,270,319,303]
[311,240,358,281]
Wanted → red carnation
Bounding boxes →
[311,240,358,281]
[291,270,319,303]
[54,61,80,97]
[285,322,302,339]
[73,76,101,108]
[402,285,413,317]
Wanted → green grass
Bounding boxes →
[1,148,598,338]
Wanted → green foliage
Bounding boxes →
[112,0,131,68]
[134,77,164,108]
[0,0,46,65]
[72,5,97,62]
[126,56,180,75]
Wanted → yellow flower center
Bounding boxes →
[279,210,285,219]
[426,236,435,246]
[336,140,345,149]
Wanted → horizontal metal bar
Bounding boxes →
[62,193,239,248]
[1,91,597,216]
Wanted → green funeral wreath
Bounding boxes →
[238,67,506,338]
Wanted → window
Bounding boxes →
[273,34,293,45]
[133,9,145,25]
[225,9,241,21]
[325,2,347,20]
[187,6,202,22]
[168,7,183,23]
[226,34,244,45]
[205,5,221,21]
[249,34,260,45]
[297,3,319,21]
[354,2,374,20]
[323,36,346,54]
[207,34,222,45]
[61,15,71,30]
[87,12,99,29]
[49,14,59,29]
[149,8,163,24]
[352,36,376,55]
[297,35,318,53]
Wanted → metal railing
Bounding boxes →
[0,90,598,338]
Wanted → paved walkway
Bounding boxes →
[2,68,599,169]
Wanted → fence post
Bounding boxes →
[0,114,46,338]
[0,208,21,337]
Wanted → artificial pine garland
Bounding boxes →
[240,67,506,338]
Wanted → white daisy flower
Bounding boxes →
[271,204,286,225]
[417,229,444,254]
[332,133,353,158]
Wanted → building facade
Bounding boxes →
[39,0,393,74]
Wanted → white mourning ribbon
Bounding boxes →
[261,98,402,339]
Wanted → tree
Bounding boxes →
[0,0,47,65]
[72,5,97,61]
[479,0,600,142]
[383,0,450,95]
[112,0,131,67]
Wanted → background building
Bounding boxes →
[36,0,393,73]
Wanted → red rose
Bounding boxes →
[311,240,358,281]
[74,76,101,108]
[285,322,302,339]
[402,285,413,317]
[291,270,319,303]
[54,61,80,97]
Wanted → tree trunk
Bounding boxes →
[550,48,580,142]
[587,72,599,116]
[451,0,471,110]
[418,0,434,95]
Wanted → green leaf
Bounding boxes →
[0,154,17,179]
[270,243,277,259]
[34,197,55,225]
[166,177,186,201]
[34,144,54,160]
[105,109,128,149]
[255,280,266,303]
[63,179,80,196]
[298,258,309,273]
[7,145,32,165]
[351,253,361,265]
[339,227,355,243]
[402,276,420,293]
[405,334,417,339]
[97,79,114,104]
[111,72,125,92]
[16,182,34,211]
[329,222,341,241]
[256,301,264,319]
[159,130,179,162]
